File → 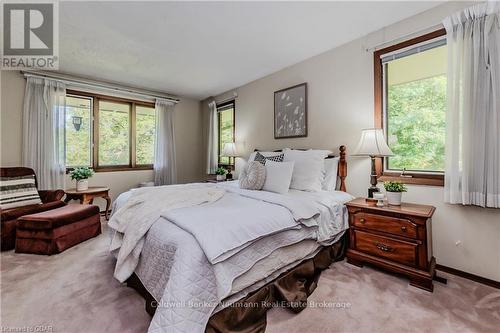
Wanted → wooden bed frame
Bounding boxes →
[255,145,347,192]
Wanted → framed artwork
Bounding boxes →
[274,83,307,139]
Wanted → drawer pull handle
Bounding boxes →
[375,242,394,252]
[359,218,365,224]
[401,226,407,232]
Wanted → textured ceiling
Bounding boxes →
[59,1,442,99]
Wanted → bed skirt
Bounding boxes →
[126,234,346,333]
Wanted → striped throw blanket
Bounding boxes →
[0,175,42,209]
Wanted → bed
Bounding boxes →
[108,146,351,333]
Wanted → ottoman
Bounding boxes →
[15,204,101,255]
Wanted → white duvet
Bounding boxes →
[164,188,320,264]
[109,181,353,333]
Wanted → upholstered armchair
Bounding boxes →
[0,167,66,251]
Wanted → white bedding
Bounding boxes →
[164,191,310,264]
[108,184,225,282]
[110,181,353,333]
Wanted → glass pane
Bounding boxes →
[99,101,130,166]
[65,96,92,167]
[136,105,155,165]
[218,106,234,165]
[386,44,447,172]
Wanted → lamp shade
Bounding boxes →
[352,128,394,157]
[222,142,239,157]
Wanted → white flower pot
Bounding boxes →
[76,179,89,191]
[216,174,226,181]
[386,191,402,206]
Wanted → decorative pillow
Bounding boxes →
[0,175,42,209]
[262,161,294,194]
[239,161,266,190]
[283,149,329,192]
[248,151,284,163]
[322,157,340,191]
[254,152,284,165]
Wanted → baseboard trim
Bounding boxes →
[436,264,500,289]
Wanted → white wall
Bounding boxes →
[215,1,500,281]
[0,70,204,209]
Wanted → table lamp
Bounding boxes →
[222,142,239,180]
[352,128,394,198]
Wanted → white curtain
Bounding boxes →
[22,77,66,190]
[154,99,177,186]
[206,99,218,174]
[443,2,500,208]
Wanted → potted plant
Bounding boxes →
[70,167,94,191]
[383,181,407,206]
[215,167,227,181]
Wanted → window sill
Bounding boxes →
[379,172,444,186]
[95,166,153,172]
[218,164,235,169]
[67,166,153,173]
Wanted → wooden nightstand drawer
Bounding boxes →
[353,230,417,267]
[353,212,417,239]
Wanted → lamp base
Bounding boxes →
[368,186,379,198]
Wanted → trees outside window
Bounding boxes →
[217,101,235,166]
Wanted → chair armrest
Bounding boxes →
[38,189,65,203]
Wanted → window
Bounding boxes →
[65,95,92,167]
[135,105,156,165]
[374,29,446,186]
[98,101,130,166]
[217,101,235,166]
[64,90,156,171]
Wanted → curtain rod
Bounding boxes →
[365,23,444,52]
[216,92,238,105]
[21,71,180,104]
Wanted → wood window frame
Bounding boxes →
[373,28,446,186]
[66,90,155,172]
[216,100,236,168]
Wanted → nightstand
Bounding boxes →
[345,198,445,292]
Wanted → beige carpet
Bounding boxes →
[1,222,499,333]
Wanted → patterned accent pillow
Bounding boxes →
[254,152,284,165]
[0,175,42,210]
[239,161,266,190]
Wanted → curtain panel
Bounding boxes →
[154,99,177,186]
[22,77,66,190]
[206,99,219,174]
[443,2,500,208]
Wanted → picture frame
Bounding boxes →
[274,82,307,139]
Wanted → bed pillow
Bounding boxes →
[254,152,284,165]
[262,161,294,194]
[322,157,340,191]
[0,175,42,209]
[283,149,329,192]
[239,161,266,190]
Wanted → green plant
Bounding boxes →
[215,167,227,176]
[383,181,407,193]
[69,167,94,181]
